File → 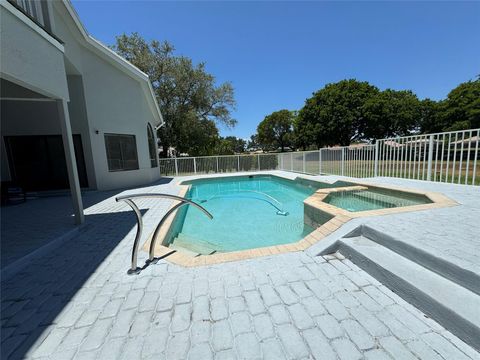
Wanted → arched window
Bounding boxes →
[147,124,158,167]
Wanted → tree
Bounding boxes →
[247,134,260,151]
[441,78,480,131]
[225,136,246,153]
[214,136,246,155]
[418,99,442,134]
[296,80,379,147]
[112,33,236,157]
[362,89,421,140]
[289,77,479,149]
[176,116,220,156]
[257,110,294,152]
[292,118,317,150]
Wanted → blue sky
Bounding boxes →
[72,1,480,139]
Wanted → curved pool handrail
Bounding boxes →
[116,192,213,274]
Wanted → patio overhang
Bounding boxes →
[1,79,84,224]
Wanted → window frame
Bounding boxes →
[147,123,158,168]
[7,0,61,42]
[13,0,44,26]
[104,133,139,172]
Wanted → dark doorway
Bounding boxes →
[4,135,89,191]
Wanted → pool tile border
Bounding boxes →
[303,181,458,219]
[144,175,458,267]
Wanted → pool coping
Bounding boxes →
[143,174,459,267]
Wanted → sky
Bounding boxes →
[72,1,480,139]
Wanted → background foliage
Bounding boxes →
[259,78,479,151]
[257,110,295,152]
[112,33,242,157]
[112,35,478,155]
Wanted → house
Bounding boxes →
[1,0,164,223]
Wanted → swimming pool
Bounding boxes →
[167,175,352,255]
[323,188,432,212]
[163,175,438,256]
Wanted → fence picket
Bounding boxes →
[158,128,479,186]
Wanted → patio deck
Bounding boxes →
[1,171,479,359]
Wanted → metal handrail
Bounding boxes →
[115,193,213,274]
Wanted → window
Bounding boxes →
[147,124,158,168]
[104,134,139,171]
[12,0,45,26]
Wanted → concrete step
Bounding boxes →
[337,235,480,351]
[343,225,480,296]
[170,234,218,255]
[169,244,200,257]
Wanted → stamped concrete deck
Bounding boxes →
[1,171,479,359]
[304,175,480,280]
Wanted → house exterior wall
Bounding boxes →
[66,75,97,189]
[79,49,161,190]
[52,2,161,191]
[1,0,162,191]
[0,97,90,185]
[0,2,68,99]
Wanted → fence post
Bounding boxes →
[174,158,178,176]
[302,153,306,173]
[237,155,240,172]
[427,134,434,181]
[280,154,284,170]
[290,153,293,171]
[216,156,219,173]
[374,141,379,177]
[193,157,197,174]
[341,148,345,176]
[258,155,261,170]
[319,149,322,174]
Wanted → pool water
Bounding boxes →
[168,175,344,254]
[324,188,432,212]
[166,175,431,255]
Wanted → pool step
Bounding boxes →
[169,245,200,257]
[350,190,430,208]
[170,234,219,255]
[337,235,480,351]
[349,191,404,208]
[343,225,480,295]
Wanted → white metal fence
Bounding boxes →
[376,128,479,185]
[158,153,279,176]
[159,128,480,186]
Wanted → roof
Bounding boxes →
[61,0,164,127]
[384,140,404,147]
[406,138,442,145]
[450,135,479,145]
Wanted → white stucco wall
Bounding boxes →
[0,3,68,99]
[66,75,97,189]
[0,97,93,186]
[1,1,161,191]
[0,99,59,183]
[53,3,161,191]
[80,49,161,190]
[0,100,60,135]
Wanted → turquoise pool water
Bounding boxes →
[324,188,432,212]
[167,175,431,254]
[168,175,350,254]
